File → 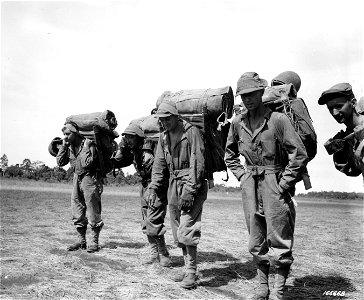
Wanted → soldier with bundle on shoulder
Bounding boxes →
[225,72,308,300]
[56,123,104,253]
[147,100,208,289]
[113,122,171,267]
[318,83,364,179]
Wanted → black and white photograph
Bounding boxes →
[1,1,363,299]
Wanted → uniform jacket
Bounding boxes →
[56,140,99,176]
[332,124,364,177]
[225,107,308,191]
[149,120,205,203]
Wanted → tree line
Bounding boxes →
[0,154,362,199]
[0,154,140,185]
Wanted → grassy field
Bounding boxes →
[0,178,363,300]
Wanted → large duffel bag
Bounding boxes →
[155,87,234,185]
[156,86,234,121]
[64,110,119,178]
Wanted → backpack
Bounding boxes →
[262,83,317,161]
[262,84,317,189]
[156,86,234,186]
[112,115,161,170]
[65,110,119,178]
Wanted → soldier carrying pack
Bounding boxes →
[262,83,317,189]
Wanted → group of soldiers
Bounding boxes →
[54,71,363,300]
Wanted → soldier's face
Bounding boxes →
[240,90,264,111]
[63,129,77,144]
[124,134,139,149]
[159,115,179,131]
[326,97,354,124]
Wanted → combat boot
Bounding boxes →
[87,223,103,253]
[67,226,87,251]
[180,245,197,289]
[252,263,270,300]
[156,235,171,267]
[271,267,290,300]
[143,235,159,264]
[172,247,187,282]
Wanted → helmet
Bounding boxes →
[48,137,63,157]
[271,71,301,92]
[356,96,364,114]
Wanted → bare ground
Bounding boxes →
[0,178,363,300]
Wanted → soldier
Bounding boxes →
[147,100,208,289]
[225,72,308,300]
[114,123,171,267]
[271,71,301,93]
[56,123,104,253]
[318,83,364,178]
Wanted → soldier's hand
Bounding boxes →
[178,198,194,213]
[142,151,154,170]
[354,125,364,141]
[147,189,157,209]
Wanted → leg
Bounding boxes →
[140,185,159,264]
[242,174,270,299]
[68,174,88,251]
[81,175,104,253]
[263,174,296,299]
[146,189,170,267]
[177,182,207,289]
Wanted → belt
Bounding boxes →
[245,164,283,176]
[170,168,190,180]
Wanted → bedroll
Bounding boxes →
[156,87,234,185]
[65,110,119,178]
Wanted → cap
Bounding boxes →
[155,100,179,117]
[271,71,301,92]
[318,83,355,105]
[62,122,79,134]
[48,137,63,157]
[236,72,268,96]
[122,123,145,138]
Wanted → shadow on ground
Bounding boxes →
[102,241,145,249]
[284,274,356,300]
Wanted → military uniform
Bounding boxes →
[116,123,170,266]
[149,101,207,289]
[57,135,103,252]
[225,72,308,300]
[319,83,364,181]
[225,107,308,267]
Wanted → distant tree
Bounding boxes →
[21,158,33,178]
[5,165,23,177]
[0,154,9,176]
[53,167,67,182]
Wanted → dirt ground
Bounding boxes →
[0,179,363,299]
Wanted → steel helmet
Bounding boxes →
[271,71,301,92]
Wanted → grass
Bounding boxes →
[0,178,363,299]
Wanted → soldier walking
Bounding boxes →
[147,100,208,289]
[114,123,171,267]
[56,123,104,253]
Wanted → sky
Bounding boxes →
[1,0,363,193]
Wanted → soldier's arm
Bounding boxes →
[180,126,205,201]
[149,135,168,193]
[275,114,308,192]
[224,118,246,181]
[80,139,97,168]
[56,143,70,167]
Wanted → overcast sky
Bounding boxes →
[1,0,363,193]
